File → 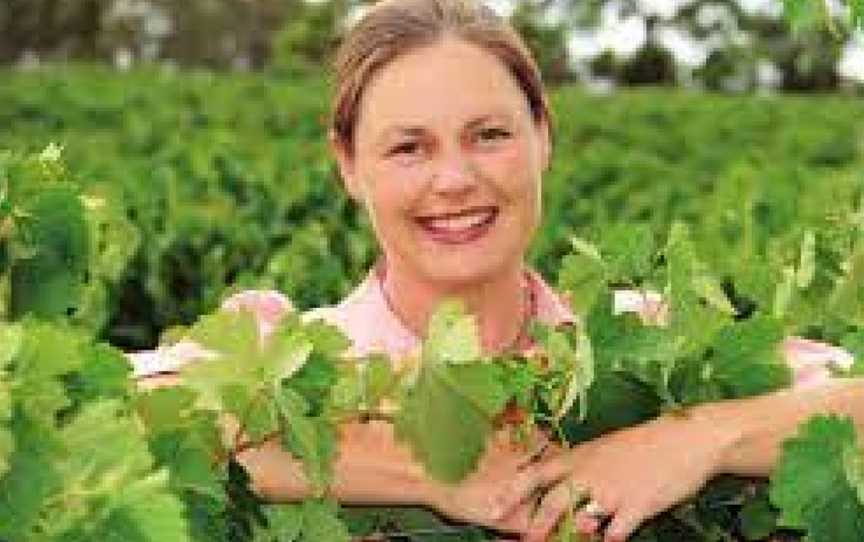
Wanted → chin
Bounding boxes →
[416,253,517,288]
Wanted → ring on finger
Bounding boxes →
[581,499,609,519]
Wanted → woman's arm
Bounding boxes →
[508,377,864,542]
[241,419,542,533]
[701,376,864,476]
[137,372,537,534]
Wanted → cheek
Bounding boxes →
[480,143,537,196]
[361,165,420,223]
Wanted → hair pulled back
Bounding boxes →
[330,0,552,157]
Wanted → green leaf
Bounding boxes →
[558,241,606,316]
[255,503,303,541]
[705,317,790,398]
[782,0,822,32]
[287,350,338,418]
[770,415,864,541]
[135,386,199,432]
[187,310,260,365]
[534,324,594,421]
[797,230,816,289]
[0,412,60,539]
[423,300,482,365]
[276,388,335,493]
[68,342,133,404]
[10,185,90,319]
[829,243,864,326]
[362,354,399,411]
[738,493,778,540]
[597,222,655,282]
[0,323,23,367]
[183,311,313,411]
[395,363,507,482]
[223,383,279,441]
[299,499,350,542]
[852,0,864,29]
[666,223,731,353]
[82,470,191,542]
[585,293,680,404]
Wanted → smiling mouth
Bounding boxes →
[415,206,499,245]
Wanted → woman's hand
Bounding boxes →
[501,412,737,542]
[426,428,553,535]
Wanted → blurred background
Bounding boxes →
[2,0,863,91]
[1,0,862,350]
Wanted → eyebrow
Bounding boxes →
[376,112,514,146]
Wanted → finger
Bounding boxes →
[515,431,552,469]
[573,513,600,535]
[499,456,574,513]
[524,484,571,542]
[497,502,532,535]
[604,504,646,542]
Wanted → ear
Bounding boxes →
[329,130,362,201]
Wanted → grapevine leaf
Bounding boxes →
[0,322,22,367]
[362,354,399,411]
[0,413,60,539]
[586,293,680,403]
[423,299,482,365]
[223,383,279,442]
[395,363,507,482]
[183,311,313,411]
[286,350,338,418]
[853,0,864,29]
[782,0,822,32]
[276,388,336,493]
[150,427,226,502]
[597,222,656,282]
[770,415,864,541]
[11,185,90,319]
[186,310,260,364]
[303,318,351,359]
[558,245,606,316]
[738,492,778,540]
[80,470,191,542]
[533,324,594,421]
[666,223,731,353]
[298,499,350,542]
[255,503,303,541]
[829,243,864,326]
[68,342,133,403]
[797,230,816,289]
[705,316,790,398]
[135,386,199,432]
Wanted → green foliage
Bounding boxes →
[2,72,864,540]
[396,301,508,482]
[771,415,864,541]
[783,0,864,32]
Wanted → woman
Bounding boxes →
[134,0,864,540]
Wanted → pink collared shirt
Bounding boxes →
[128,273,853,389]
[302,264,575,360]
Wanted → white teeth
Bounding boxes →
[425,211,493,232]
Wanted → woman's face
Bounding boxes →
[333,37,550,286]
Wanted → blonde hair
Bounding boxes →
[330,0,553,157]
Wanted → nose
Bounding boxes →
[430,146,478,195]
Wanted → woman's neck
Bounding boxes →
[377,258,529,355]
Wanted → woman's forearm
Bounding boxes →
[697,378,864,477]
[137,374,441,508]
[237,420,441,507]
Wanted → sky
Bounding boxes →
[484,0,864,82]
